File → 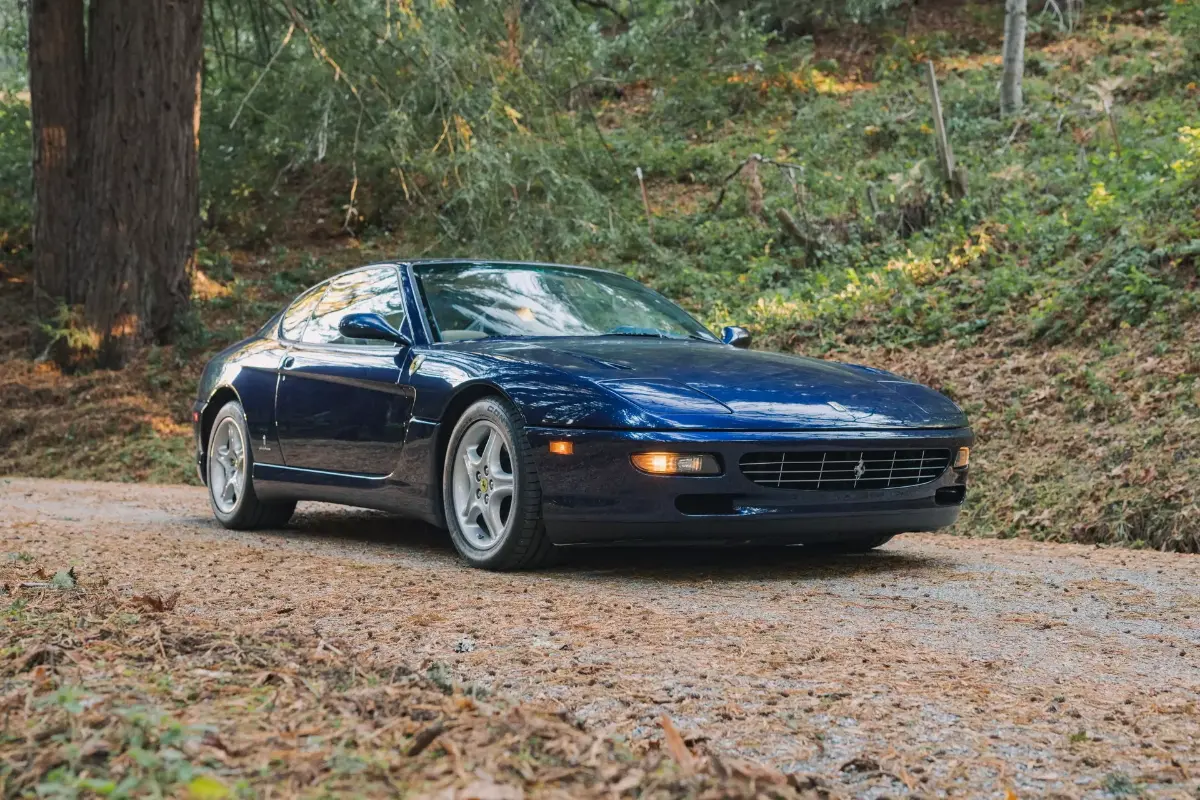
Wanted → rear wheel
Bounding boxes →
[207,401,296,530]
[442,397,553,570]
[805,534,894,554]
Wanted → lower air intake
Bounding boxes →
[739,449,952,491]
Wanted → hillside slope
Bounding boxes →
[1,7,1197,550]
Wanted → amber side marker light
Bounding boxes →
[548,440,574,455]
[954,447,970,469]
[631,452,721,476]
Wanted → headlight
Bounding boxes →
[630,452,721,476]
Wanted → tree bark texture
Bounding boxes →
[1001,0,1027,116]
[28,0,85,304]
[79,0,205,367]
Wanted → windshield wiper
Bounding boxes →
[601,327,715,342]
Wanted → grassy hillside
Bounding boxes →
[1,2,1198,550]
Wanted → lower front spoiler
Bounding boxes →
[546,505,960,546]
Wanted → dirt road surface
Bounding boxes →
[4,477,1199,798]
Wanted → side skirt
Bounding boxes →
[251,430,443,527]
[253,463,398,511]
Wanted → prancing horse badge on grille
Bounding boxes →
[853,454,867,481]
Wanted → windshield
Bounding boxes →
[414,263,718,343]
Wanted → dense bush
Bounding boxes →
[1,0,1196,348]
[0,98,29,243]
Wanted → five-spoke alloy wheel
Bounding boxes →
[442,397,553,569]
[206,401,296,530]
[208,415,247,514]
[451,419,517,550]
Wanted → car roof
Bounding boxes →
[402,259,621,277]
[288,259,628,300]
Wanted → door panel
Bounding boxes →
[273,265,415,476]
[275,345,413,474]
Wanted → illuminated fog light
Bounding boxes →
[631,452,721,476]
[954,447,970,469]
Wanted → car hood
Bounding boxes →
[459,337,968,430]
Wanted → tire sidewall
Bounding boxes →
[442,397,537,568]
[207,401,254,526]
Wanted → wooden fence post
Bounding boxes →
[925,60,968,198]
[635,166,653,240]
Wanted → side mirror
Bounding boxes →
[338,313,411,346]
[722,325,752,349]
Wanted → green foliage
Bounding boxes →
[0,0,26,91]
[0,97,29,241]
[34,701,222,800]
[1,0,1191,345]
[1102,771,1143,797]
[713,0,908,34]
[1167,0,1200,73]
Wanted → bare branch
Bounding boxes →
[707,154,808,213]
[229,22,295,130]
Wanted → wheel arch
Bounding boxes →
[199,386,242,477]
[432,382,514,517]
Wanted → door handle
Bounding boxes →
[281,356,295,369]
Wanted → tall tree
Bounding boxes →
[27,0,204,368]
[28,0,85,304]
[79,0,205,366]
[1000,0,1027,116]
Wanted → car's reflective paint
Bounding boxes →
[426,336,967,430]
[193,260,973,543]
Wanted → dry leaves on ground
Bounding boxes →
[0,564,841,799]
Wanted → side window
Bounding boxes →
[279,285,326,341]
[301,267,407,345]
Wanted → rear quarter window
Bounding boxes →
[279,285,326,341]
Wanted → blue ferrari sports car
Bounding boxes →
[193,260,972,569]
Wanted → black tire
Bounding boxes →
[206,401,296,530]
[441,396,554,570]
[805,534,894,554]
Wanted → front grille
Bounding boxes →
[739,449,952,491]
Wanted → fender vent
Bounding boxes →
[740,449,952,491]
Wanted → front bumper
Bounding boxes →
[525,426,973,546]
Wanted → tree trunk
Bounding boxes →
[28,0,85,305]
[79,0,205,368]
[1000,0,1027,116]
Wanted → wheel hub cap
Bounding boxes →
[451,420,516,551]
[208,417,247,514]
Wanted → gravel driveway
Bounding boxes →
[3,477,1198,798]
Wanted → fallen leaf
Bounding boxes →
[186,775,230,800]
[841,755,880,773]
[453,778,523,800]
[659,715,694,774]
[406,720,446,756]
[131,591,180,612]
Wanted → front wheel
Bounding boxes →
[207,401,296,530]
[442,397,553,570]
